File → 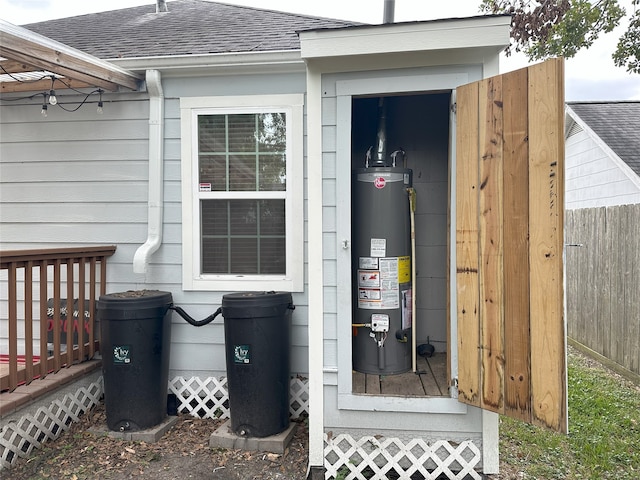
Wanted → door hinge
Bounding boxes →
[450,377,459,399]
[451,102,457,114]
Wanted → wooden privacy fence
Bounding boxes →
[0,246,116,392]
[565,204,640,376]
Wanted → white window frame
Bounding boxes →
[180,94,304,292]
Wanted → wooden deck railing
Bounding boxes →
[0,246,116,392]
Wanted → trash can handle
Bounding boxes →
[169,304,222,327]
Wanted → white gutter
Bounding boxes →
[111,50,305,74]
[133,69,164,274]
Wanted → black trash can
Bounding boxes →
[97,290,172,432]
[221,291,294,438]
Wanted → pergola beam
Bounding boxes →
[1,76,93,94]
[0,19,142,92]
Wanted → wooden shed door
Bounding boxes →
[455,58,567,433]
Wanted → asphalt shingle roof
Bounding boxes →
[568,101,640,177]
[22,0,362,59]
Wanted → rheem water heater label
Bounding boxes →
[370,238,386,257]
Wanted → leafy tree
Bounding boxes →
[480,0,640,73]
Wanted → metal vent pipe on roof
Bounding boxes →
[156,0,168,13]
[383,0,395,23]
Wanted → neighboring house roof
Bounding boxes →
[21,0,362,59]
[566,101,640,178]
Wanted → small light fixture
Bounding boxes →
[97,89,104,114]
[41,102,48,117]
[48,77,57,105]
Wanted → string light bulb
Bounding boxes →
[41,102,48,117]
[97,89,103,114]
[48,77,57,105]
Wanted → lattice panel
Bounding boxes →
[0,378,103,470]
[169,376,230,419]
[168,376,309,420]
[324,433,482,480]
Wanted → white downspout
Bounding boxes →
[133,69,164,274]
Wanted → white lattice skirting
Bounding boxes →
[168,375,310,420]
[0,378,103,470]
[324,433,482,480]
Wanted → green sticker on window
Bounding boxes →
[113,345,131,364]
[234,345,251,364]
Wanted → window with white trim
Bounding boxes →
[180,94,304,291]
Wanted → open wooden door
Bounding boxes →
[455,58,567,433]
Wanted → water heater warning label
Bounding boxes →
[359,271,380,288]
[358,257,400,309]
[398,256,411,284]
[359,257,378,269]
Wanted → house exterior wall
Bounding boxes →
[0,90,152,356]
[565,126,640,209]
[0,70,311,380]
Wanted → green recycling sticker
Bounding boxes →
[234,345,251,364]
[113,345,131,364]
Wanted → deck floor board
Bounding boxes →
[352,352,448,397]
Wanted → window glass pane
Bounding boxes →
[201,201,228,236]
[259,154,286,191]
[201,199,285,275]
[259,200,285,235]
[260,238,286,274]
[202,237,228,273]
[228,114,256,152]
[198,116,226,153]
[229,200,258,235]
[229,154,257,191]
[230,238,258,273]
[199,155,227,190]
[257,113,286,152]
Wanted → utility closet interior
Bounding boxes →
[350,92,452,397]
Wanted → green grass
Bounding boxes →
[499,349,640,479]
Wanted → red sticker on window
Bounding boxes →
[374,177,386,189]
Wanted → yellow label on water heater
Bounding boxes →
[398,256,411,284]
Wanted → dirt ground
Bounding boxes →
[3,404,309,480]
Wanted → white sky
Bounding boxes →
[1,0,639,100]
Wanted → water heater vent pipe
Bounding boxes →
[383,0,395,23]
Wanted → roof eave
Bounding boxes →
[109,49,306,76]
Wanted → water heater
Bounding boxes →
[352,163,412,375]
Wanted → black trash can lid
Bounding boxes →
[97,290,173,310]
[221,291,292,309]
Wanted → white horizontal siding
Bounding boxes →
[566,128,640,208]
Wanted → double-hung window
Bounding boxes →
[181,94,304,291]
